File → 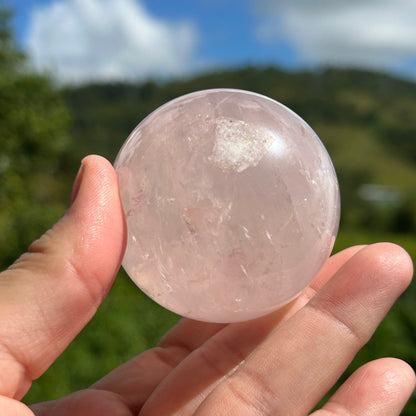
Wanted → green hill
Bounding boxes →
[3,5,416,410]
[53,68,416,415]
[4,63,416,413]
[62,66,416,233]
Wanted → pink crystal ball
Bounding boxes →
[114,89,340,323]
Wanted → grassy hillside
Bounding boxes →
[7,66,416,413]
[62,67,416,233]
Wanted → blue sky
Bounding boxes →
[9,0,416,84]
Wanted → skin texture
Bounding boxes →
[0,155,414,416]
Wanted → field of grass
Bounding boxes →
[23,230,416,414]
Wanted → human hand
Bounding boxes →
[0,155,414,415]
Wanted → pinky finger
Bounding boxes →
[311,358,415,416]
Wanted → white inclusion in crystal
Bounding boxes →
[240,264,249,277]
[209,118,274,172]
[242,226,251,239]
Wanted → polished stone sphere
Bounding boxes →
[114,89,340,323]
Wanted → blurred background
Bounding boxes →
[2,0,416,413]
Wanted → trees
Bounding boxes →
[0,7,70,268]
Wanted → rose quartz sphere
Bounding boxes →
[114,89,340,323]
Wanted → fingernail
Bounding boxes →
[70,163,85,206]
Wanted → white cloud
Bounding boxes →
[255,0,416,75]
[26,0,198,84]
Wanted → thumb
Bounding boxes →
[0,155,126,400]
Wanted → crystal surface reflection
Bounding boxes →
[114,89,340,323]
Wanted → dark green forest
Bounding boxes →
[2,5,416,414]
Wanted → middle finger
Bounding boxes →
[195,243,413,415]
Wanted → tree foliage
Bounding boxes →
[0,6,70,268]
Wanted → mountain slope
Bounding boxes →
[63,67,416,232]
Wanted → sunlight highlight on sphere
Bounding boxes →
[114,89,340,323]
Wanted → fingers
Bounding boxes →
[0,155,126,400]
[90,320,226,413]
[0,396,34,416]
[44,245,359,416]
[195,243,413,415]
[312,358,416,416]
[135,246,367,415]
[31,389,134,416]
[309,245,365,291]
